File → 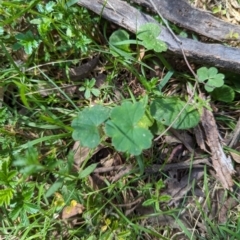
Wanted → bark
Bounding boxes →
[78,0,240,73]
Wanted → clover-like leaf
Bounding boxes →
[197,67,225,92]
[71,105,110,148]
[197,67,209,82]
[150,98,200,129]
[205,76,224,92]
[105,101,153,155]
[137,23,167,52]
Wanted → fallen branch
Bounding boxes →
[132,0,240,41]
[78,0,240,73]
[201,107,235,190]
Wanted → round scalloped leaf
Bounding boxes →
[152,40,167,52]
[211,85,235,103]
[137,23,167,52]
[71,105,110,148]
[150,98,200,129]
[105,101,153,155]
[143,38,167,52]
[138,23,161,40]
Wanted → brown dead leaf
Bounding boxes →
[201,107,235,190]
[137,46,145,61]
[72,141,103,171]
[230,151,240,163]
[61,200,85,220]
[194,125,208,152]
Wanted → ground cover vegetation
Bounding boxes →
[0,0,240,239]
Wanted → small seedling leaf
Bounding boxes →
[105,101,153,155]
[150,98,200,129]
[84,88,91,99]
[142,198,156,206]
[158,194,171,202]
[91,88,100,97]
[78,163,98,179]
[72,105,110,148]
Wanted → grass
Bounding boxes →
[0,0,240,239]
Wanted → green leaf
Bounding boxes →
[138,23,161,40]
[79,86,85,91]
[0,26,4,35]
[91,88,100,97]
[84,88,91,99]
[150,98,200,129]
[142,198,156,206]
[137,111,154,128]
[10,205,22,220]
[0,188,14,206]
[24,42,33,55]
[66,0,79,7]
[208,67,218,76]
[109,29,131,53]
[232,81,240,93]
[158,194,171,202]
[30,18,42,25]
[72,105,110,148]
[205,76,224,92]
[137,23,167,52]
[88,78,96,88]
[211,85,235,102]
[13,147,44,175]
[197,67,209,82]
[105,101,153,155]
[0,161,17,186]
[23,202,39,214]
[45,178,64,198]
[197,67,225,92]
[45,1,56,12]
[150,121,166,135]
[78,163,98,179]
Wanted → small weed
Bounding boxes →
[79,78,101,99]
